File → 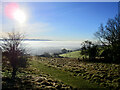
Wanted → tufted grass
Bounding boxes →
[30,59,103,89]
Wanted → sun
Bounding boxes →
[4,3,27,24]
[13,8,26,24]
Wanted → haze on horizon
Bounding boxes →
[0,2,118,41]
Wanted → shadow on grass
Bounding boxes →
[2,77,36,89]
[78,58,120,64]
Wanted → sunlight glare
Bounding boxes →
[13,8,26,24]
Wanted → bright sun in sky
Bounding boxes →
[13,8,26,23]
[4,3,27,24]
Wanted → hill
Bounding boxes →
[60,50,86,59]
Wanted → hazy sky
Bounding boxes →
[1,2,118,41]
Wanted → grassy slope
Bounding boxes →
[31,59,101,88]
[60,51,87,59]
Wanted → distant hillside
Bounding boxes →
[23,39,52,41]
[0,39,51,41]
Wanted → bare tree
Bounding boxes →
[1,32,27,79]
[94,16,120,46]
[94,16,120,62]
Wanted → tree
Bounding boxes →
[95,16,120,45]
[61,48,68,54]
[89,45,98,60]
[1,32,27,79]
[81,40,98,60]
[42,52,51,57]
[94,16,120,62]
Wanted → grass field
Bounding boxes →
[31,57,101,88]
[60,50,88,59]
[37,57,120,89]
[2,58,73,89]
[60,51,81,58]
[2,56,120,89]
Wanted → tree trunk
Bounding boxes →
[12,67,17,79]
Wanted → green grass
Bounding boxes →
[60,51,88,59]
[30,59,102,89]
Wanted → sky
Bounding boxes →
[0,2,119,41]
